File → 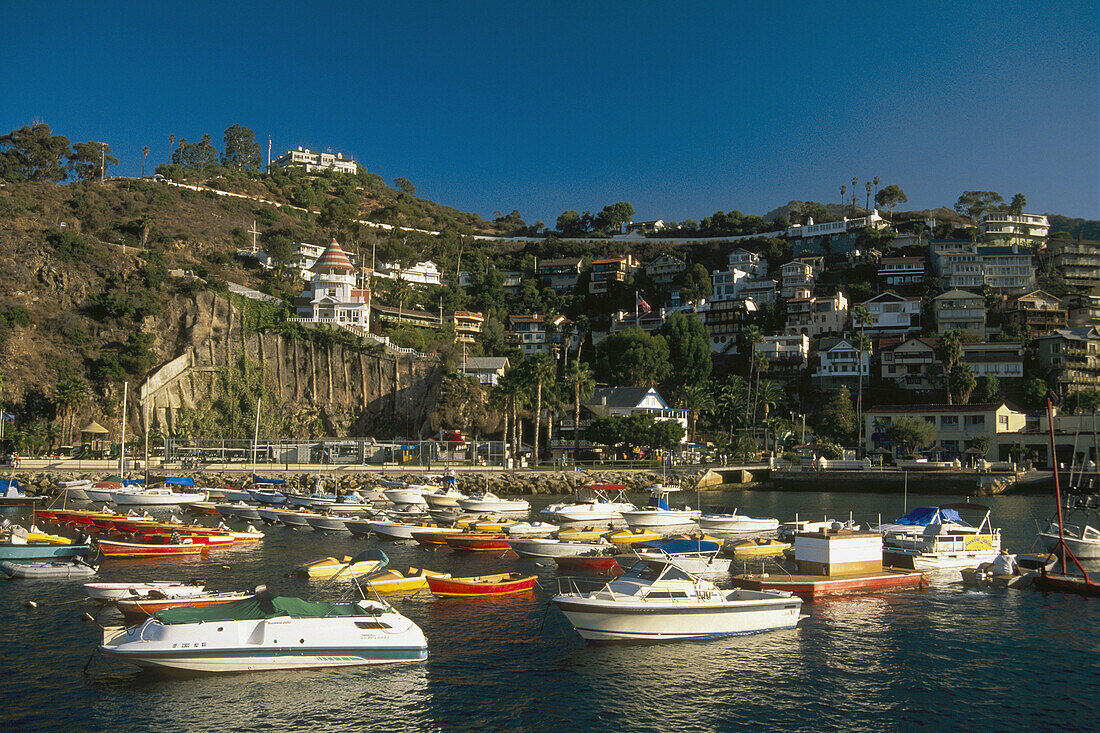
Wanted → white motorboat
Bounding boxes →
[620,486,701,528]
[84,581,207,602]
[505,521,559,536]
[423,487,468,508]
[304,514,352,532]
[323,498,378,515]
[99,589,428,673]
[507,537,611,558]
[369,520,439,541]
[541,484,636,522]
[274,509,323,528]
[218,489,254,503]
[383,485,432,506]
[248,489,286,505]
[85,486,119,503]
[698,508,779,533]
[1036,493,1100,559]
[457,492,531,513]
[57,479,92,501]
[551,557,803,642]
[633,539,732,574]
[111,488,207,507]
[881,503,1002,570]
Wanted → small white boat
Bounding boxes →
[1,558,98,579]
[698,508,779,533]
[620,486,701,528]
[248,489,286,505]
[542,484,636,522]
[551,557,803,642]
[1036,493,1100,559]
[218,489,254,503]
[423,487,468,508]
[369,521,439,541]
[457,492,531,513]
[304,514,352,532]
[383,485,431,506]
[505,521,559,536]
[99,590,428,673]
[111,488,207,507]
[57,479,92,501]
[276,509,323,528]
[507,537,611,558]
[84,581,207,602]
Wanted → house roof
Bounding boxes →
[933,289,984,301]
[880,256,925,265]
[1036,326,1100,342]
[592,257,630,265]
[461,357,509,371]
[860,291,918,305]
[585,386,666,410]
[311,239,355,273]
[538,258,582,268]
[880,336,939,352]
[866,402,1023,414]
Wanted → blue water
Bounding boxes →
[1,490,1097,732]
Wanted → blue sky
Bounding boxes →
[5,1,1097,222]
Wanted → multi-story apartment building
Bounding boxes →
[814,337,871,390]
[933,289,986,336]
[857,292,922,337]
[505,314,578,356]
[979,211,1050,241]
[537,258,583,293]
[272,147,359,175]
[780,257,823,300]
[1000,290,1067,336]
[935,244,1035,293]
[960,342,1024,380]
[755,334,810,377]
[589,256,638,295]
[1036,326,1100,394]
[451,311,484,344]
[739,278,779,306]
[1050,239,1100,293]
[785,291,849,337]
[726,248,766,278]
[702,298,758,354]
[865,402,1027,460]
[645,253,686,287]
[1062,294,1100,327]
[879,337,942,391]
[375,260,443,286]
[711,267,749,302]
[878,256,926,286]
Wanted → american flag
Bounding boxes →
[637,294,652,314]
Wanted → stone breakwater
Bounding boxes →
[11,469,714,497]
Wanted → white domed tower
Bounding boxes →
[294,239,370,327]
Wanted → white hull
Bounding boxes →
[458,499,530,513]
[84,582,205,602]
[1037,530,1100,559]
[508,538,609,558]
[423,492,465,508]
[621,510,701,528]
[369,522,420,540]
[884,548,1001,570]
[553,591,802,641]
[304,516,350,532]
[634,552,731,574]
[276,512,318,528]
[111,491,206,507]
[698,516,779,533]
[383,489,428,506]
[543,503,634,522]
[85,489,115,502]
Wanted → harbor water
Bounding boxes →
[2,489,1097,732]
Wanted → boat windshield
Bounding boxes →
[624,560,694,583]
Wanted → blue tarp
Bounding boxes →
[165,476,195,487]
[894,506,965,526]
[252,475,286,485]
[640,539,721,554]
[646,497,672,510]
[0,479,20,491]
[121,479,144,487]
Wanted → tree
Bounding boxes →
[678,263,712,304]
[53,373,87,444]
[950,364,977,405]
[68,141,118,181]
[0,124,71,182]
[522,354,556,462]
[713,375,748,443]
[595,329,670,387]
[563,360,595,458]
[430,375,499,438]
[387,277,412,323]
[648,418,686,451]
[1021,377,1048,409]
[935,329,964,404]
[874,184,907,219]
[820,386,857,444]
[318,197,357,236]
[969,435,992,461]
[679,383,714,443]
[954,191,1004,221]
[1009,193,1027,215]
[659,312,711,396]
[393,177,416,195]
[594,202,635,233]
[556,210,583,236]
[1067,388,1100,414]
[141,146,149,178]
[975,374,1000,404]
[221,124,261,171]
[173,136,218,177]
[741,325,764,427]
[852,306,873,450]
[886,416,936,457]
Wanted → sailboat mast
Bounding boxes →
[252,397,261,479]
[120,382,128,476]
[1046,399,1066,568]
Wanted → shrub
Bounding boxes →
[46,228,93,262]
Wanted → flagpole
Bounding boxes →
[119,382,128,476]
[635,290,640,328]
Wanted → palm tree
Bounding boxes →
[840,185,846,208]
[715,375,748,444]
[54,375,87,444]
[865,181,872,212]
[852,305,873,452]
[679,383,715,444]
[742,325,763,428]
[936,329,963,404]
[168,134,175,163]
[755,381,785,423]
[751,352,769,426]
[873,176,880,204]
[494,369,528,462]
[524,354,557,464]
[563,360,595,458]
[388,277,412,324]
[851,177,858,212]
[141,146,149,178]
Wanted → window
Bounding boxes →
[964,415,985,427]
[998,414,1009,428]
[941,415,959,429]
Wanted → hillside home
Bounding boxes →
[1050,240,1100,293]
[451,311,484,344]
[1062,294,1100,327]
[933,289,986,336]
[785,290,849,337]
[459,356,509,386]
[879,337,942,392]
[537,258,583,293]
[865,402,1027,460]
[755,334,810,377]
[878,256,926,286]
[272,147,358,175]
[960,342,1024,380]
[979,211,1050,242]
[703,298,758,354]
[1000,290,1067,336]
[557,386,689,451]
[376,260,442,286]
[814,337,871,391]
[935,244,1035,294]
[505,314,578,356]
[1035,327,1100,394]
[645,253,686,287]
[727,248,766,277]
[291,239,370,327]
[739,279,779,306]
[589,256,639,295]
[711,267,749,302]
[857,292,922,337]
[780,257,823,300]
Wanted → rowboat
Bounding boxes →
[444,533,512,553]
[363,567,450,593]
[555,526,612,542]
[454,514,507,530]
[410,527,468,548]
[508,537,611,558]
[115,588,258,620]
[84,581,207,602]
[605,527,663,546]
[553,552,623,576]
[295,553,382,579]
[369,521,440,541]
[426,572,537,597]
[728,538,791,557]
[304,514,352,532]
[505,521,559,536]
[1,559,98,579]
[96,538,205,556]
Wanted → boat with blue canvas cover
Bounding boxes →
[0,479,37,506]
[633,539,731,574]
[98,587,428,673]
[872,506,973,535]
[877,504,1002,570]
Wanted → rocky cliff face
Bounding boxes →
[138,291,443,438]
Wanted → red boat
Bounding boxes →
[444,533,513,552]
[426,572,537,597]
[134,532,235,547]
[412,529,467,548]
[96,538,205,556]
[115,590,256,619]
[731,568,930,600]
[554,553,623,576]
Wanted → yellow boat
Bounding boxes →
[27,529,73,545]
[363,567,450,593]
[294,554,382,579]
[455,515,506,530]
[728,538,791,557]
[669,532,725,548]
[556,526,610,542]
[605,527,662,546]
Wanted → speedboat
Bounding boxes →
[247,489,286,506]
[99,589,428,673]
[507,537,611,558]
[56,479,92,501]
[383,484,431,506]
[85,581,207,603]
[551,557,803,642]
[304,514,352,533]
[698,508,780,533]
[111,488,207,507]
[634,539,732,574]
[369,521,440,542]
[504,521,559,536]
[620,486,701,528]
[457,492,531,513]
[541,484,636,522]
[880,503,1002,570]
[1036,493,1100,559]
[423,486,468,508]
